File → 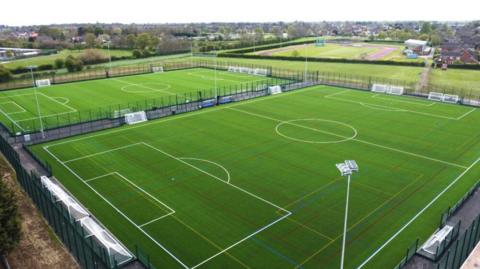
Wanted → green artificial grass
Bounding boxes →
[0,68,285,133]
[31,85,480,268]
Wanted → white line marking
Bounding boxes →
[38,92,77,112]
[45,142,291,268]
[325,89,474,121]
[44,86,319,149]
[456,107,476,120]
[179,157,231,183]
[229,107,467,169]
[357,157,480,269]
[64,143,143,163]
[0,101,27,115]
[0,106,25,131]
[113,78,176,95]
[42,146,190,269]
[371,94,436,107]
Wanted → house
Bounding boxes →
[440,48,478,64]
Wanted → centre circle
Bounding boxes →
[275,119,358,144]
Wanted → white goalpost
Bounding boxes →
[268,85,282,95]
[124,111,148,125]
[428,92,459,103]
[152,66,164,73]
[35,79,51,87]
[371,84,404,95]
[228,66,269,77]
[443,94,459,104]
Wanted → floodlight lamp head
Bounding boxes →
[336,163,352,177]
[345,160,359,172]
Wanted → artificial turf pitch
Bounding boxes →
[31,85,480,268]
[0,68,282,134]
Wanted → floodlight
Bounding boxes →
[345,160,359,172]
[336,163,352,176]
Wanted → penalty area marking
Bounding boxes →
[275,119,358,144]
[44,141,291,269]
[0,101,27,115]
[120,82,174,95]
[179,157,231,183]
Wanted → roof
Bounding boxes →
[405,39,428,46]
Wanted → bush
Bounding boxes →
[54,58,65,69]
[78,49,108,65]
[64,55,84,72]
[0,65,13,82]
[0,177,21,256]
[37,64,54,71]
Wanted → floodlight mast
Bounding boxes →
[336,160,359,269]
[28,66,45,138]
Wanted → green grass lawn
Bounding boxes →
[31,85,480,268]
[0,68,285,133]
[248,43,422,63]
[267,43,379,59]
[2,49,132,69]
[429,68,480,93]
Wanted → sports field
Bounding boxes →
[31,85,480,268]
[0,68,283,133]
[252,43,422,62]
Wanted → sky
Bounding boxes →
[1,0,478,26]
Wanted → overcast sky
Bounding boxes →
[2,0,478,26]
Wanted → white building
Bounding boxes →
[404,39,428,52]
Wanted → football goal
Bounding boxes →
[124,111,148,125]
[371,84,388,93]
[386,86,404,96]
[428,92,445,102]
[268,85,282,95]
[228,66,269,77]
[443,94,459,104]
[372,84,404,95]
[152,66,164,73]
[35,79,51,87]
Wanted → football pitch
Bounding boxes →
[30,85,480,268]
[0,68,283,134]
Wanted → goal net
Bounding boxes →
[268,85,282,95]
[35,79,51,87]
[428,92,444,102]
[228,66,269,76]
[152,66,164,73]
[386,86,404,95]
[372,84,404,95]
[124,111,148,125]
[371,84,388,93]
[443,94,459,104]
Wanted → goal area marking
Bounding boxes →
[44,142,292,269]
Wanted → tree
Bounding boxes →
[291,50,300,57]
[78,49,107,64]
[64,56,83,72]
[85,33,97,48]
[136,33,152,50]
[0,65,12,82]
[420,22,432,35]
[126,34,137,49]
[0,178,21,256]
[54,58,65,69]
